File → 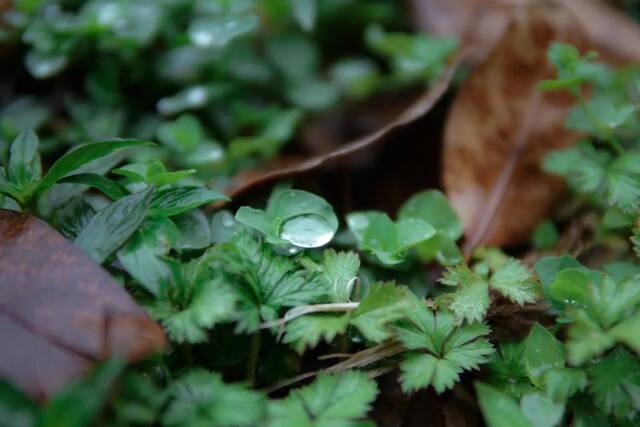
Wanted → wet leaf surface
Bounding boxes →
[0,209,166,401]
[442,2,586,251]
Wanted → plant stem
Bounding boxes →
[247,330,261,386]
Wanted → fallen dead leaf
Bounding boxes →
[0,209,166,401]
[410,0,640,64]
[442,1,586,252]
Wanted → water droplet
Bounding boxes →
[280,214,335,248]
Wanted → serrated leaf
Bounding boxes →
[490,259,539,305]
[449,281,490,323]
[267,371,378,427]
[400,353,460,393]
[284,314,349,353]
[319,249,360,302]
[163,370,265,427]
[350,282,412,342]
[588,348,640,418]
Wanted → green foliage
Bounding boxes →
[395,303,493,393]
[347,190,462,266]
[236,189,338,249]
[3,8,640,426]
[267,371,378,427]
[438,257,539,323]
[163,370,266,427]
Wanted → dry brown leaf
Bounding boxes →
[0,209,166,401]
[410,0,640,64]
[442,1,586,251]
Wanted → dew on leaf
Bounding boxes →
[279,214,335,248]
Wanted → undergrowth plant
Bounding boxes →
[0,2,640,427]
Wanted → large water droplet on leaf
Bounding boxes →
[280,214,335,248]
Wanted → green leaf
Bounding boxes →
[543,367,587,402]
[284,314,349,353]
[173,210,211,250]
[475,382,533,427]
[59,173,129,200]
[75,188,153,263]
[163,370,265,427]
[395,305,493,393]
[7,130,41,194]
[159,276,239,344]
[449,281,490,323]
[39,139,151,192]
[347,210,436,265]
[289,0,316,31]
[400,353,460,393]
[519,393,564,427]
[398,190,462,240]
[588,348,640,418]
[267,371,378,427]
[524,324,565,388]
[485,343,532,398]
[315,249,360,302]
[350,282,413,342]
[547,269,593,307]
[117,216,178,295]
[40,360,125,427]
[544,142,609,195]
[113,160,195,186]
[610,310,640,352]
[150,186,228,217]
[236,189,338,249]
[490,259,539,305]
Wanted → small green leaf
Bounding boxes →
[39,139,151,192]
[173,210,211,250]
[267,371,378,427]
[350,282,412,342]
[163,370,265,427]
[449,281,490,324]
[519,393,564,427]
[150,186,228,217]
[60,173,129,200]
[548,269,593,307]
[490,259,539,305]
[543,367,587,402]
[398,190,462,240]
[400,353,460,393]
[284,314,349,353]
[8,130,41,194]
[40,360,125,427]
[75,188,153,263]
[236,189,338,249]
[524,324,565,388]
[475,382,533,427]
